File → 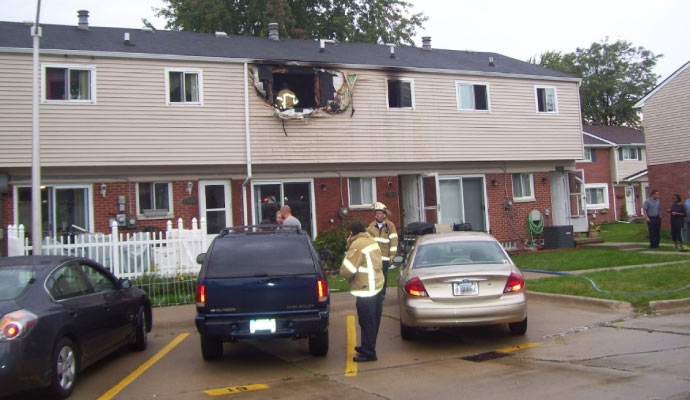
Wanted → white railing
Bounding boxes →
[7,218,208,279]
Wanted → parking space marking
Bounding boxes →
[345,315,358,377]
[204,384,270,396]
[496,342,543,353]
[97,332,190,400]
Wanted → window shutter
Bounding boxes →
[637,148,642,160]
[591,149,597,162]
[618,147,623,161]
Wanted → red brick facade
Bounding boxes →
[576,148,617,223]
[648,160,690,230]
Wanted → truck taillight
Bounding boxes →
[503,272,525,293]
[317,279,328,302]
[196,284,206,306]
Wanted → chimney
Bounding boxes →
[268,22,279,41]
[77,10,89,30]
[422,36,431,51]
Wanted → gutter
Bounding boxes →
[242,61,252,225]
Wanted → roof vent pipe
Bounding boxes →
[319,39,336,52]
[124,32,131,45]
[489,56,495,67]
[268,22,279,41]
[386,43,396,58]
[422,36,431,51]
[77,10,89,30]
[215,31,228,38]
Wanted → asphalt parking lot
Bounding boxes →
[7,291,690,400]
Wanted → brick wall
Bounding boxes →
[577,148,616,223]
[648,161,690,229]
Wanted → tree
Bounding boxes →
[531,39,661,128]
[155,0,427,46]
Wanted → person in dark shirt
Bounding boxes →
[669,193,686,249]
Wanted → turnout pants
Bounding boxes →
[356,293,382,359]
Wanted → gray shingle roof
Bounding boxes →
[0,21,574,79]
[582,125,645,145]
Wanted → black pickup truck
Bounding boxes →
[194,225,330,360]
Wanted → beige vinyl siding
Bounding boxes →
[642,66,690,166]
[617,157,646,182]
[1,53,582,168]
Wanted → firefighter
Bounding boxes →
[275,83,299,110]
[340,221,384,362]
[367,202,398,297]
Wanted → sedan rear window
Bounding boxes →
[413,241,509,269]
[206,235,316,278]
[0,267,34,300]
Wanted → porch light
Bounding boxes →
[100,183,107,197]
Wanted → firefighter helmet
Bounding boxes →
[373,202,391,216]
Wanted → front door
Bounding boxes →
[420,173,440,224]
[462,177,487,231]
[439,176,487,231]
[199,181,232,237]
[625,186,636,216]
[400,175,421,227]
[252,180,314,237]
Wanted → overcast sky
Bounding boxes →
[2,0,688,80]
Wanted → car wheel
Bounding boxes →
[509,317,528,335]
[308,330,329,356]
[130,306,148,351]
[200,333,223,360]
[400,322,417,340]
[49,337,78,399]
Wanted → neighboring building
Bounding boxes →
[0,12,586,254]
[576,126,647,223]
[634,60,690,230]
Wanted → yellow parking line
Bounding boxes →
[496,342,543,353]
[97,332,190,400]
[345,315,357,377]
[204,384,270,396]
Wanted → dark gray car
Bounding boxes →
[0,256,152,399]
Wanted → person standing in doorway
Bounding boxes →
[280,205,301,229]
[643,189,662,248]
[367,202,398,298]
[275,210,284,225]
[340,221,384,362]
[669,194,686,249]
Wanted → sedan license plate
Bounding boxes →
[250,319,276,334]
[453,281,479,296]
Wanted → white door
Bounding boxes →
[549,172,568,226]
[400,175,421,227]
[625,186,636,216]
[567,170,588,232]
[420,173,440,223]
[199,181,232,238]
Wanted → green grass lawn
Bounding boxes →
[598,221,673,244]
[527,263,690,309]
[511,248,689,272]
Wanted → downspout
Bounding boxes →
[242,62,252,225]
[612,146,620,221]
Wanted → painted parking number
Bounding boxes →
[204,384,270,396]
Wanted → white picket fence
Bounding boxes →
[7,218,209,280]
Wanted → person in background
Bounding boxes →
[340,221,383,362]
[643,189,662,249]
[684,190,690,247]
[669,193,686,249]
[275,210,284,225]
[367,202,398,298]
[275,83,299,110]
[280,205,301,229]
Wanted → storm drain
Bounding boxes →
[460,351,512,362]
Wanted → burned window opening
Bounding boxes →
[252,64,355,121]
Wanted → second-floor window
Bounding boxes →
[535,86,557,113]
[138,182,172,216]
[166,69,202,105]
[44,65,94,102]
[348,178,376,207]
[457,82,489,111]
[512,173,534,201]
[619,147,642,161]
[387,79,414,110]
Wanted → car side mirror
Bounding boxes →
[317,248,332,261]
[393,255,404,264]
[119,278,132,289]
[196,253,206,265]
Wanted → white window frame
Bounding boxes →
[385,78,415,111]
[534,85,557,114]
[42,63,96,104]
[455,81,490,112]
[13,184,95,237]
[136,182,174,218]
[622,147,640,160]
[249,179,317,237]
[512,173,535,202]
[585,183,609,210]
[347,177,377,208]
[582,148,593,162]
[165,68,203,106]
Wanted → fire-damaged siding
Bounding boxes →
[1,51,582,167]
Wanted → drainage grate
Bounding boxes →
[460,351,512,362]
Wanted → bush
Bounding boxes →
[619,204,629,222]
[313,224,349,273]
